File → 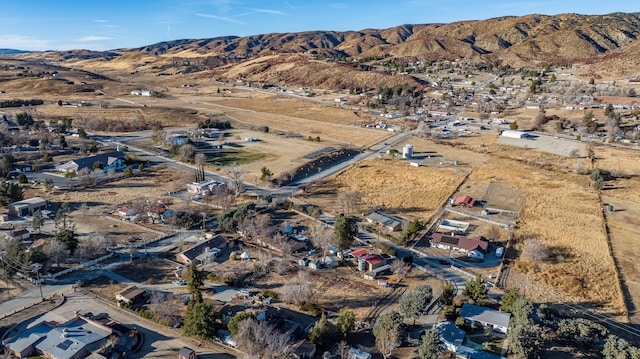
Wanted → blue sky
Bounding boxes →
[0,0,637,51]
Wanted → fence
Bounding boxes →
[49,251,114,279]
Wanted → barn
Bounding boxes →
[500,130,528,139]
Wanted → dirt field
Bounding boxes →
[114,258,177,284]
[593,145,640,322]
[38,166,192,243]
[301,158,466,220]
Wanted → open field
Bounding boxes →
[301,158,466,220]
[470,157,626,315]
[593,145,640,322]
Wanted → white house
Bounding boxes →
[459,304,511,334]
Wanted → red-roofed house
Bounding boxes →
[430,233,489,259]
[358,254,386,271]
[454,196,476,208]
[349,248,369,258]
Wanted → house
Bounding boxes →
[147,202,168,222]
[8,197,47,217]
[366,212,402,231]
[430,233,489,259]
[56,151,126,173]
[349,348,372,359]
[117,207,137,218]
[130,90,157,97]
[178,347,196,359]
[460,304,511,334]
[187,180,226,195]
[349,248,369,258]
[3,316,112,359]
[176,235,227,265]
[358,254,386,272]
[435,321,506,359]
[3,228,30,241]
[115,285,146,305]
[453,196,476,208]
[292,340,316,359]
[323,255,339,268]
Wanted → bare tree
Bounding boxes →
[521,238,549,262]
[337,189,362,214]
[194,153,207,166]
[150,290,180,324]
[336,341,350,359]
[486,224,501,241]
[309,222,335,257]
[280,270,314,304]
[390,259,410,285]
[178,144,196,162]
[44,239,67,267]
[224,163,246,196]
[235,318,292,358]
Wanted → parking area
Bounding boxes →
[498,133,586,157]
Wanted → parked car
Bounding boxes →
[172,280,187,285]
[495,247,504,258]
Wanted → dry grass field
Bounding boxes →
[302,158,466,220]
[593,145,640,322]
[470,157,626,315]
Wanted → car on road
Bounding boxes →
[172,280,187,285]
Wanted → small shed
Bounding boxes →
[323,255,339,268]
[453,196,476,208]
[349,348,372,359]
[115,285,146,305]
[178,347,196,359]
[240,251,251,262]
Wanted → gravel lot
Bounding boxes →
[498,133,586,157]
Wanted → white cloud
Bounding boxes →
[194,12,246,25]
[77,36,113,42]
[92,19,108,23]
[0,35,50,51]
[251,8,288,15]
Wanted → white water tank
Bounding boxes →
[402,144,414,159]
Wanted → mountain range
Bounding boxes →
[11,12,640,88]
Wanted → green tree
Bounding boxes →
[309,311,332,348]
[42,152,53,162]
[398,290,431,325]
[187,263,204,298]
[123,166,133,177]
[388,148,399,159]
[32,209,43,234]
[44,178,55,192]
[18,173,28,184]
[54,227,78,255]
[500,288,521,313]
[59,135,68,149]
[418,329,442,359]
[337,307,356,340]
[77,128,87,138]
[0,181,23,206]
[334,215,358,250]
[373,310,404,358]
[508,324,544,358]
[228,311,255,337]
[183,300,218,339]
[439,281,455,306]
[509,121,519,130]
[463,275,488,305]
[138,163,145,172]
[260,166,273,182]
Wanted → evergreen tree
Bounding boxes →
[463,275,488,304]
[309,311,332,348]
[337,307,355,340]
[418,329,442,359]
[334,215,357,250]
